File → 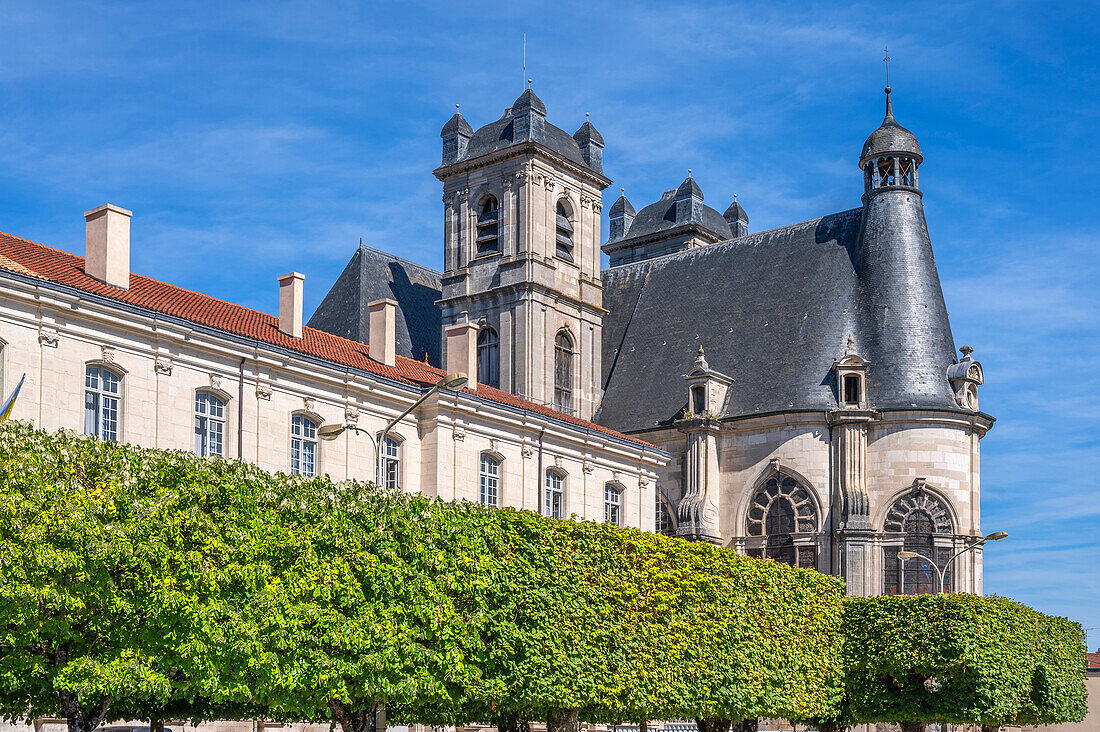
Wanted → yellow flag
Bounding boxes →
[0,374,25,422]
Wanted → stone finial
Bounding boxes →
[694,345,709,371]
[845,333,857,356]
[960,345,974,360]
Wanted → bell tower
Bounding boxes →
[434,89,611,420]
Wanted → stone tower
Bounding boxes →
[435,89,611,419]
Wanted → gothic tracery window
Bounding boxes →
[883,491,954,595]
[554,330,574,414]
[746,472,818,568]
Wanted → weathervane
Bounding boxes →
[883,45,891,91]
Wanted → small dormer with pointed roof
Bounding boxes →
[608,189,635,242]
[723,196,749,237]
[573,115,604,173]
[602,173,735,267]
[440,106,473,165]
[681,345,734,418]
[833,334,870,409]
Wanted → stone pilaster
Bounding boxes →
[676,415,722,543]
[829,408,878,595]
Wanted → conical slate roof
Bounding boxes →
[440,109,473,138]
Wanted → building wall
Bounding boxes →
[639,408,990,597]
[0,270,664,530]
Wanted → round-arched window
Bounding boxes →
[745,472,818,568]
[883,491,954,594]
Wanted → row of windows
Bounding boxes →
[472,195,575,261]
[477,453,624,525]
[476,326,575,414]
[82,365,400,482]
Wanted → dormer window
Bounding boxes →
[555,200,574,261]
[843,374,862,406]
[476,196,499,255]
[691,384,706,414]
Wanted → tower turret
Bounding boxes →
[723,195,749,237]
[856,87,957,409]
[608,189,635,242]
[440,106,473,166]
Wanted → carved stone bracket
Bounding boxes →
[592,202,602,213]
[209,373,223,391]
[38,327,59,348]
[345,406,360,426]
[303,397,317,413]
[100,346,116,363]
[154,357,173,376]
[522,444,534,459]
[255,381,272,401]
[582,459,594,474]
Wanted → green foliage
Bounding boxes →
[0,422,1086,732]
[842,594,1088,726]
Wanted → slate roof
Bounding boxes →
[596,207,961,433]
[450,89,597,171]
[0,230,657,450]
[620,187,732,242]
[861,91,922,163]
[308,245,443,366]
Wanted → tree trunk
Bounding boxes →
[736,720,758,732]
[638,721,648,732]
[695,718,734,732]
[149,719,164,732]
[547,708,580,732]
[900,722,924,732]
[60,691,111,732]
[328,699,379,732]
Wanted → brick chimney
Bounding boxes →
[84,204,132,289]
[445,314,479,390]
[277,272,305,338]
[368,298,397,367]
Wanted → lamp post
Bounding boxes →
[897,530,1008,594]
[319,372,468,485]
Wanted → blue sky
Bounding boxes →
[1,1,1097,643]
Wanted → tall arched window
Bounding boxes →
[378,434,401,489]
[604,483,622,526]
[746,471,818,568]
[84,364,121,442]
[477,327,500,389]
[554,330,574,414]
[655,492,674,535]
[476,196,499,255]
[290,414,318,477]
[479,453,500,507]
[545,469,564,519]
[194,391,226,457]
[555,200,574,261]
[884,491,954,594]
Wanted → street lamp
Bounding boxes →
[319,372,468,484]
[897,530,1008,594]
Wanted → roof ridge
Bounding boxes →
[357,243,443,278]
[603,207,863,273]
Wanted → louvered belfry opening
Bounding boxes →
[555,200,574,261]
[476,196,499,255]
[554,330,574,414]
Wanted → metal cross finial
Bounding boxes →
[883,46,891,89]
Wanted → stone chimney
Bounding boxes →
[84,204,132,289]
[445,314,479,390]
[368,298,397,367]
[277,272,305,339]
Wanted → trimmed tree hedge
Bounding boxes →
[843,594,1088,727]
[0,422,1087,732]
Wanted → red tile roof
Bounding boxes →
[1088,648,1100,671]
[0,230,658,451]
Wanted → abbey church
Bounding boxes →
[309,84,994,597]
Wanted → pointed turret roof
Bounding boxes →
[440,108,473,138]
[676,174,704,199]
[512,87,547,115]
[723,198,749,224]
[609,192,635,218]
[860,87,922,165]
[573,119,604,147]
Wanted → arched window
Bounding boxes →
[604,483,622,526]
[655,492,674,536]
[290,414,318,477]
[84,364,121,442]
[194,391,226,457]
[476,196,499,255]
[884,491,954,594]
[554,330,574,414]
[877,157,896,187]
[555,200,574,261]
[545,469,564,519]
[378,434,401,489]
[477,327,500,389]
[746,472,818,568]
[479,453,500,507]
